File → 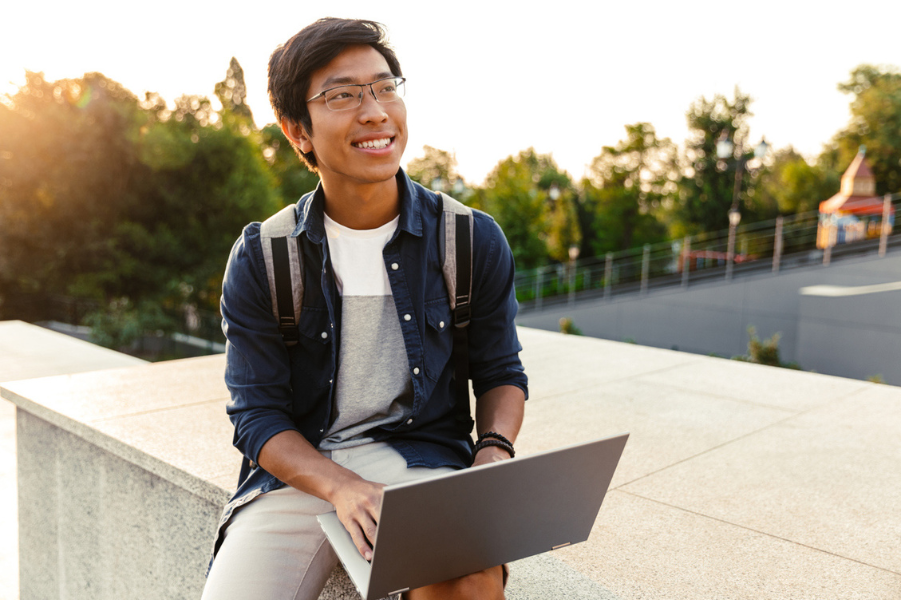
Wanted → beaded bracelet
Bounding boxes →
[478,430,514,447]
[474,438,515,458]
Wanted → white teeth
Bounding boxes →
[354,138,391,149]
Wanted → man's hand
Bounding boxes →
[471,444,512,468]
[330,475,386,561]
[257,430,387,560]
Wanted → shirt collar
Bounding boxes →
[292,168,422,242]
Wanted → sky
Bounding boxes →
[2,0,899,185]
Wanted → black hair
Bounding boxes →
[268,18,402,171]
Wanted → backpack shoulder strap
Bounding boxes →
[438,191,473,320]
[438,192,475,433]
[260,204,304,346]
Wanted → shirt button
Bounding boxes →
[406,418,414,425]
[404,314,411,321]
[321,332,328,339]
[439,321,445,329]
[413,367,420,375]
[391,263,399,270]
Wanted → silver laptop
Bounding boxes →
[317,432,629,599]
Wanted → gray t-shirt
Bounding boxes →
[318,213,412,449]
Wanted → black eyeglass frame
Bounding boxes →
[306,76,406,111]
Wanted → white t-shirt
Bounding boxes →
[318,213,413,448]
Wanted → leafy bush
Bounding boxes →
[733,326,801,369]
[558,317,583,335]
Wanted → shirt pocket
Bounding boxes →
[423,299,453,381]
[291,307,334,389]
[297,307,333,345]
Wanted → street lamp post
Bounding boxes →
[717,134,768,280]
[568,244,580,307]
[548,183,560,202]
[568,245,580,305]
[725,208,742,279]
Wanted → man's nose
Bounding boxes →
[357,86,388,121]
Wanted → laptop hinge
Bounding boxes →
[552,542,572,550]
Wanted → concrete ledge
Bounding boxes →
[2,323,606,599]
[2,355,237,507]
[0,321,147,600]
[4,321,901,599]
[0,321,145,382]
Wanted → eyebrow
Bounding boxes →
[320,71,395,89]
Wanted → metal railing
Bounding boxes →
[516,195,901,311]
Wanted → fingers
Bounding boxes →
[347,515,377,561]
[335,479,386,561]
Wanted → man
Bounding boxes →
[203,18,527,600]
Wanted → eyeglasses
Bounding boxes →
[306,77,406,112]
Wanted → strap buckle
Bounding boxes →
[454,303,471,328]
[278,321,299,346]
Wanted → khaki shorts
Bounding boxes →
[202,442,454,600]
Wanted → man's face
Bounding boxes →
[290,45,408,188]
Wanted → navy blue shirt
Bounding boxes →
[215,169,527,541]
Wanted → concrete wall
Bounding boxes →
[17,412,218,600]
[798,285,901,383]
[0,321,147,600]
[516,251,901,383]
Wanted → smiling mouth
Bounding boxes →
[352,137,393,150]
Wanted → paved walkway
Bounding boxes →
[512,329,900,598]
[2,321,900,598]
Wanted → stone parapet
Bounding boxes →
[3,320,901,599]
[1,323,605,599]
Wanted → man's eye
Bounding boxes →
[377,84,396,95]
[330,91,354,100]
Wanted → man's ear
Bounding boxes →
[281,118,313,154]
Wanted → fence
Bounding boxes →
[5,199,899,334]
[515,195,901,311]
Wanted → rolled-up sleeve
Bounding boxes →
[220,224,299,463]
[468,213,529,400]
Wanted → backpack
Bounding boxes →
[259,191,475,416]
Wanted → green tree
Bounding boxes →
[0,71,147,310]
[757,147,840,215]
[125,87,279,314]
[261,123,320,206]
[476,148,570,269]
[670,88,769,236]
[831,64,901,195]
[215,57,253,122]
[581,123,673,254]
[545,186,582,264]
[406,145,464,190]
[0,65,280,340]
